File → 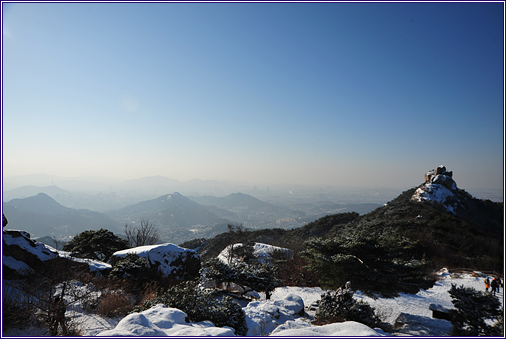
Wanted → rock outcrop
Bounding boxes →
[218,242,292,264]
[412,165,462,214]
[3,229,113,279]
[3,230,59,277]
[423,165,455,189]
[111,243,201,281]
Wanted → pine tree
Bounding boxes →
[202,258,280,299]
[109,253,155,282]
[313,282,382,329]
[62,228,129,262]
[448,284,502,336]
[300,235,434,297]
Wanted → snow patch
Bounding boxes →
[270,321,385,336]
[96,304,236,336]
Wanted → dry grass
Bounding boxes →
[97,290,135,317]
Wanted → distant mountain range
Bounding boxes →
[3,189,382,245]
[3,193,123,239]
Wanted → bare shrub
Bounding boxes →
[275,252,319,287]
[97,290,135,317]
[124,220,160,247]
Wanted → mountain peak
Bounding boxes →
[8,193,66,212]
[411,165,462,214]
[162,192,183,201]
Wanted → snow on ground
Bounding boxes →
[4,270,503,336]
[56,248,112,271]
[354,269,503,336]
[271,321,386,336]
[96,305,236,336]
[3,255,35,273]
[78,271,502,336]
[3,233,503,336]
[356,269,503,323]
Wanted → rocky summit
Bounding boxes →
[411,165,466,215]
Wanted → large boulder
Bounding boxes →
[3,230,59,277]
[217,242,293,264]
[3,230,109,279]
[111,243,201,280]
[424,165,453,185]
[413,165,464,215]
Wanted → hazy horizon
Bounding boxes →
[2,2,504,192]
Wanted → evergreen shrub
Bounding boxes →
[312,283,383,329]
[202,258,280,299]
[135,280,248,336]
[109,253,154,282]
[448,284,502,336]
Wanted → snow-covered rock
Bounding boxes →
[96,292,387,336]
[2,229,112,277]
[218,242,292,264]
[3,230,59,261]
[411,165,463,214]
[3,230,59,277]
[111,243,200,280]
[96,304,236,336]
[244,293,305,336]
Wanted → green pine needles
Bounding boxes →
[448,284,503,336]
[109,253,155,283]
[313,283,383,329]
[300,235,434,297]
[202,258,280,299]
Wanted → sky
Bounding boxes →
[2,2,504,190]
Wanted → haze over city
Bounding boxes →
[2,2,504,193]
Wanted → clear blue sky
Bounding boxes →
[2,2,504,190]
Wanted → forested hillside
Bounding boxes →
[182,186,503,273]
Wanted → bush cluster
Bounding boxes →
[313,283,382,329]
[448,284,502,336]
[202,258,280,299]
[135,280,248,336]
[109,253,155,283]
[301,235,434,297]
